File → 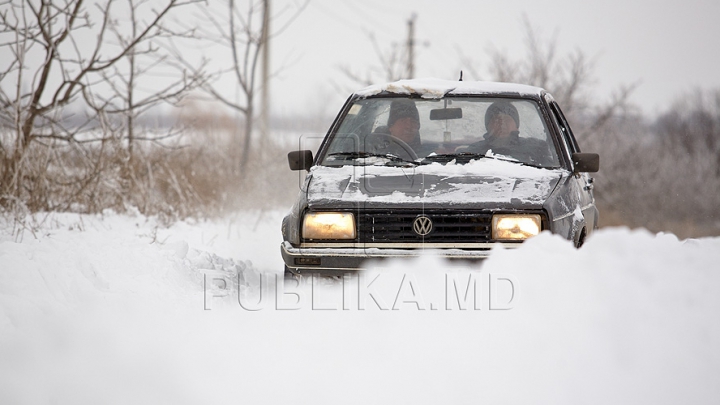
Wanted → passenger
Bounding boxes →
[466,101,549,164]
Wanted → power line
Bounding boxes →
[312,0,402,38]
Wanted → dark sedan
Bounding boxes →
[281,78,599,276]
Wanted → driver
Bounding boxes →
[366,99,423,159]
[386,99,421,150]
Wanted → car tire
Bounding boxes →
[576,228,587,248]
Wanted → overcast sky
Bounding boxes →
[268,0,720,117]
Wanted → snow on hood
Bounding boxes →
[307,158,563,206]
[354,78,545,99]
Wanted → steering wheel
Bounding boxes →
[490,147,513,156]
[367,133,419,161]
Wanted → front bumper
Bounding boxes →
[281,240,519,275]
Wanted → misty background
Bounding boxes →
[1,0,719,237]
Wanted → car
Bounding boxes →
[281,78,599,276]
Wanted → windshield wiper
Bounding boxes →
[421,152,548,169]
[482,154,548,169]
[421,152,490,162]
[327,151,425,166]
[512,161,547,169]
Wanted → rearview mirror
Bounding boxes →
[572,153,599,173]
[288,150,313,171]
[430,108,462,120]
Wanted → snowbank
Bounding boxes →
[1,211,719,404]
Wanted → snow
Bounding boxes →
[308,160,563,204]
[1,211,720,404]
[354,78,545,99]
[315,155,562,179]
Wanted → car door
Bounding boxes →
[548,100,598,237]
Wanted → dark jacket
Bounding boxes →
[466,131,553,165]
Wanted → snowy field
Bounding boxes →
[1,210,719,404]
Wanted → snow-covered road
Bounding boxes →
[1,210,719,404]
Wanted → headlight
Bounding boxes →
[492,214,541,241]
[302,212,356,240]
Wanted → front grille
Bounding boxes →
[356,210,493,243]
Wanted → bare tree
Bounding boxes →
[92,0,205,160]
[338,33,408,87]
[655,89,720,166]
[478,16,641,143]
[338,14,422,89]
[482,15,599,118]
[173,0,308,177]
[0,0,200,212]
[587,97,720,237]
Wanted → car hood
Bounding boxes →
[306,159,564,210]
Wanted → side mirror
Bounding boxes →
[288,150,314,171]
[572,153,599,173]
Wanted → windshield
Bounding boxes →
[320,96,561,168]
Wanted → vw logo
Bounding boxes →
[412,216,433,236]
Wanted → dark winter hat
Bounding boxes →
[388,99,420,126]
[485,101,520,129]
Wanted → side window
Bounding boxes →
[547,103,572,165]
[550,102,580,153]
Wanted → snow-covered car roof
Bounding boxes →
[354,78,546,99]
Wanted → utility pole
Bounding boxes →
[260,0,271,160]
[406,13,416,79]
